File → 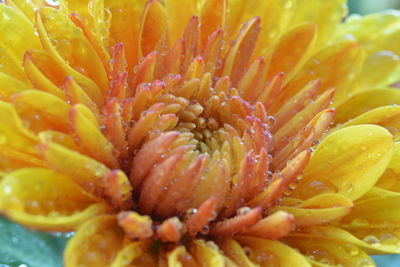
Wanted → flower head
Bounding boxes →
[0,0,400,266]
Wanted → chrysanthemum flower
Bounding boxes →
[1,0,400,266]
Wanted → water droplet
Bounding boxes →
[237,206,251,215]
[45,0,59,7]
[200,225,210,235]
[350,218,369,227]
[343,243,359,256]
[242,246,252,256]
[266,115,275,126]
[363,235,380,247]
[340,181,353,193]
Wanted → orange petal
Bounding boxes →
[244,211,294,240]
[199,0,226,49]
[221,17,261,85]
[157,217,184,243]
[186,197,218,236]
[210,207,262,237]
[267,23,316,83]
[138,0,167,57]
[103,170,133,210]
[117,211,153,240]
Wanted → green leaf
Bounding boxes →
[0,216,68,267]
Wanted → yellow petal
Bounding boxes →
[167,246,198,267]
[274,194,352,227]
[35,8,104,106]
[165,0,198,46]
[0,143,46,172]
[11,90,71,132]
[0,4,41,63]
[284,234,375,267]
[267,23,316,84]
[0,72,28,100]
[23,51,67,100]
[64,76,100,119]
[0,45,27,82]
[281,41,364,107]
[111,241,156,267]
[235,236,311,267]
[333,105,400,139]
[37,7,108,92]
[291,0,347,46]
[64,215,124,267]
[219,239,257,267]
[335,88,400,123]
[293,125,393,200]
[0,168,109,231]
[39,140,110,196]
[290,225,400,255]
[376,141,400,193]
[189,239,231,267]
[338,11,400,87]
[0,101,38,155]
[106,0,146,71]
[360,50,400,89]
[70,104,118,168]
[341,194,400,228]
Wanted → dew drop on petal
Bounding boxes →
[343,243,359,256]
[362,235,381,247]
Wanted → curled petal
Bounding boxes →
[157,217,184,243]
[167,246,198,267]
[117,211,153,240]
[103,170,133,210]
[189,239,232,266]
[65,215,124,267]
[0,168,109,231]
